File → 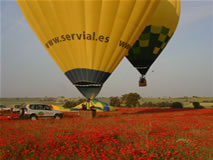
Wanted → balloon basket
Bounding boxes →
[79,110,96,118]
[139,78,147,87]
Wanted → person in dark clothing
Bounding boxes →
[82,104,87,110]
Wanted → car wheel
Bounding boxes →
[55,114,61,120]
[30,115,37,120]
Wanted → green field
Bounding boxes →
[1,97,213,108]
[138,97,213,108]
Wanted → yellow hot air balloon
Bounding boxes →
[17,0,160,99]
[127,0,180,86]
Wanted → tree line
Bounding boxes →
[62,92,205,109]
[110,93,204,109]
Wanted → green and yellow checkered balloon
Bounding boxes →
[127,0,180,76]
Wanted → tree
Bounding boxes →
[158,102,172,108]
[110,97,121,107]
[170,102,183,108]
[192,102,204,109]
[121,93,141,107]
[63,101,77,108]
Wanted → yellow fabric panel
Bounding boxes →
[153,47,160,54]
[148,0,180,34]
[158,34,167,42]
[151,26,162,34]
[93,1,119,70]
[17,0,160,74]
[139,40,149,47]
[161,42,167,49]
[84,0,102,69]
[95,0,136,71]
[168,29,174,37]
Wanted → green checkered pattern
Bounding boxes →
[127,25,172,75]
[134,25,171,54]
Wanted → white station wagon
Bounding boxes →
[20,104,63,120]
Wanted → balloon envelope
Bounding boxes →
[127,0,180,76]
[17,0,160,98]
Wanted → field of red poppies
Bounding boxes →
[0,108,213,160]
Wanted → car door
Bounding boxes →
[43,105,54,117]
[36,105,45,117]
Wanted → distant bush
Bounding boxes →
[203,100,213,103]
[170,102,183,108]
[158,102,172,108]
[77,98,86,104]
[63,101,77,108]
[63,98,86,108]
[110,97,121,107]
[141,101,173,108]
[192,102,204,109]
[141,102,154,107]
[193,96,199,98]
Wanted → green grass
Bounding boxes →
[139,97,213,108]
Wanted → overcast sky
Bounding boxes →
[0,0,213,98]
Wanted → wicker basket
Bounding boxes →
[79,110,96,118]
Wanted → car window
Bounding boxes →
[29,104,51,110]
[35,105,41,110]
[29,105,36,110]
[44,105,51,110]
[37,105,45,110]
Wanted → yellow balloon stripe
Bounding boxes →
[93,1,120,70]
